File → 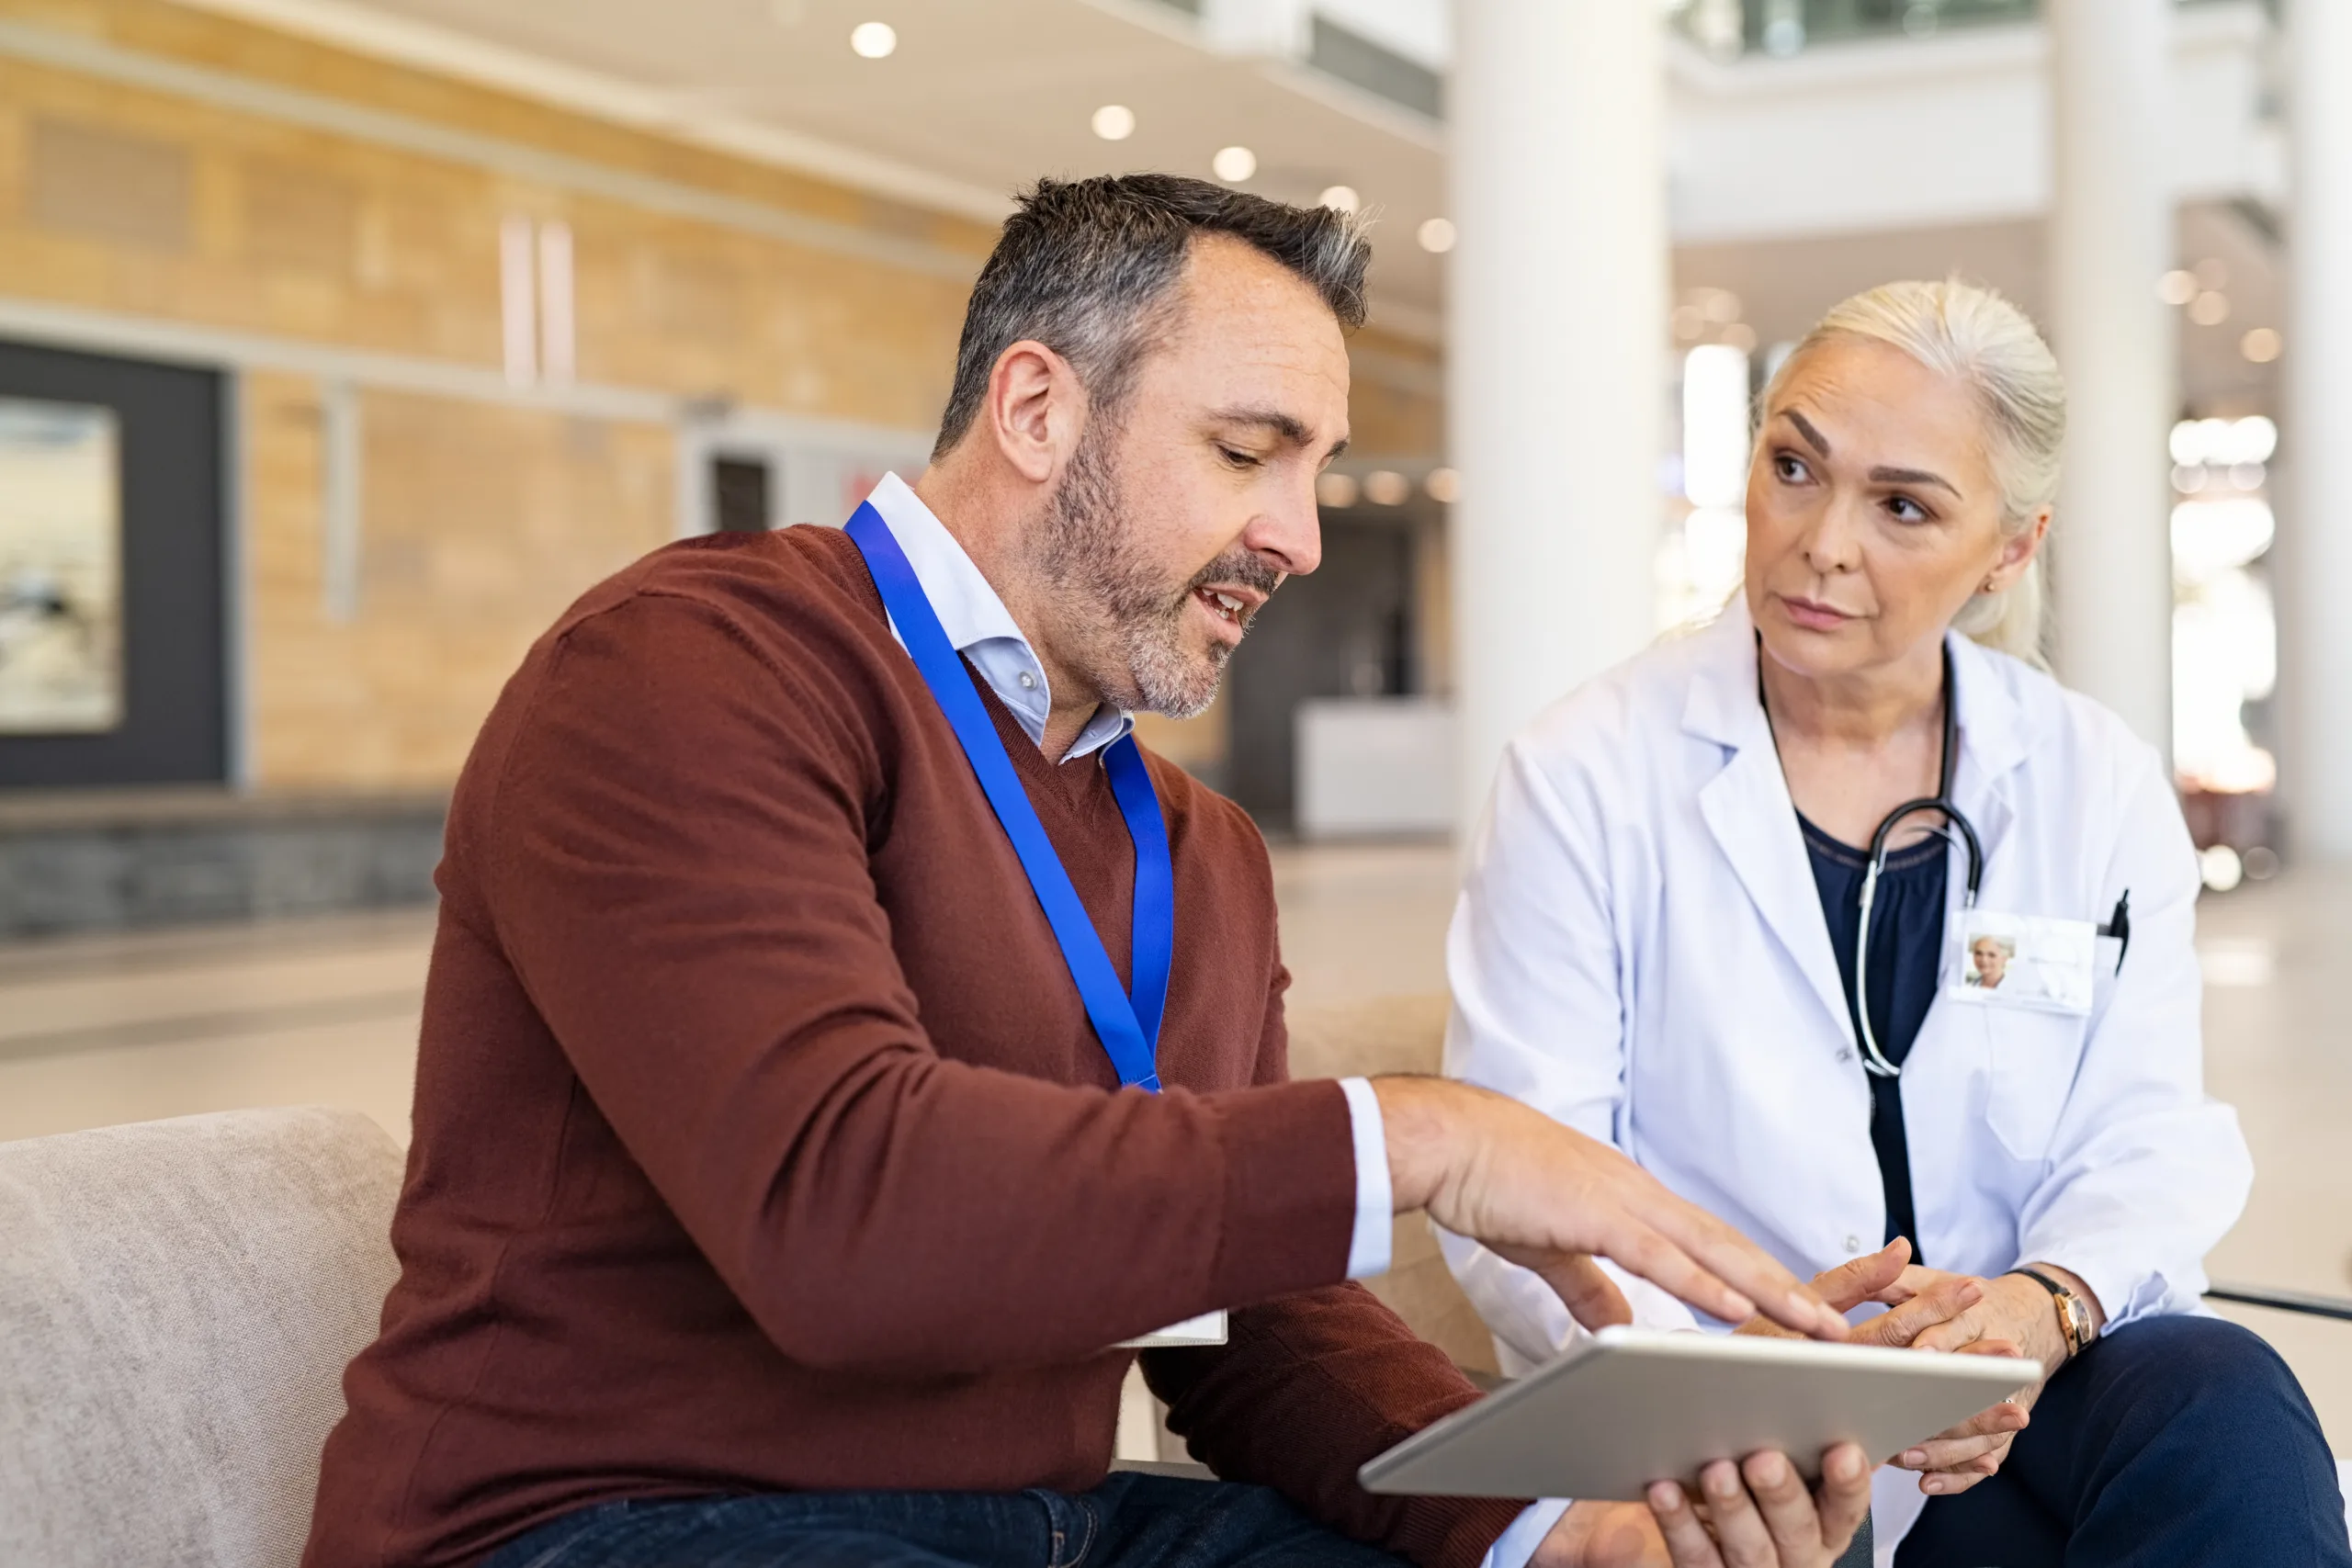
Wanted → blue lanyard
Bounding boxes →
[845,502,1173,1092]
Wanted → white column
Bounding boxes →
[2284,0,2352,860]
[1447,0,1667,827]
[2047,0,2176,756]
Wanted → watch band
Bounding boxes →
[2008,1266,2091,1359]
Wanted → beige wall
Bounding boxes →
[0,0,1445,792]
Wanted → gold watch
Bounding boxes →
[2010,1267,2093,1359]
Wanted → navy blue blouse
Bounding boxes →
[1799,814,1949,1262]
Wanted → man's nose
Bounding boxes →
[1246,478,1324,578]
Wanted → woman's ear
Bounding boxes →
[1987,506,2052,591]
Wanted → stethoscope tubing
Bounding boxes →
[1849,642,1984,1079]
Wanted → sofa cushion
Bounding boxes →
[0,1106,403,1568]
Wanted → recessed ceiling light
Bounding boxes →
[1091,104,1136,141]
[2190,290,2232,327]
[1417,217,1455,254]
[1424,468,1460,503]
[2242,327,2283,364]
[850,20,897,58]
[1318,185,1360,214]
[1363,469,1411,506]
[2157,269,2199,307]
[1212,145,1257,183]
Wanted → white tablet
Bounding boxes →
[1360,1327,2034,1502]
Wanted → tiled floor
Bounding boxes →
[3,844,2348,1451]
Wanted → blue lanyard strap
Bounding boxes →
[845,502,1170,1092]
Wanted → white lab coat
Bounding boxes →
[1442,602,2252,1557]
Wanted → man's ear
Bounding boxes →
[985,339,1082,486]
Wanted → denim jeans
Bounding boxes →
[480,1472,1411,1568]
[1895,1314,2352,1568]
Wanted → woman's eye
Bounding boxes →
[1773,453,1809,482]
[1885,494,1928,524]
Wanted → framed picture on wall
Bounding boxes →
[0,396,123,735]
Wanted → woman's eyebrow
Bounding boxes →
[1780,410,1832,457]
[1869,465,1962,498]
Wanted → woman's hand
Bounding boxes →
[1534,1446,1873,1568]
[1736,1243,2041,1496]
[1854,1261,2106,1495]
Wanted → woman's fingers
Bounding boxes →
[1810,1239,1910,1313]
[1849,1276,1984,1348]
[1646,1480,1725,1568]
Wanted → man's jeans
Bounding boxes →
[481,1472,1412,1568]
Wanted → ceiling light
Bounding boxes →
[1722,322,1758,353]
[1699,288,1742,324]
[1316,471,1360,508]
[850,21,897,58]
[1424,467,1460,503]
[1212,145,1257,182]
[2194,257,2230,291]
[2189,291,2231,327]
[1417,217,1456,254]
[1091,105,1136,141]
[1671,304,1705,341]
[1363,469,1410,506]
[1318,185,1361,215]
[2158,270,2199,307]
[2242,327,2283,365]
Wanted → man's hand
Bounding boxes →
[1532,1445,1873,1568]
[1374,1077,1848,1338]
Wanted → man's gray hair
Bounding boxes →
[933,175,1372,459]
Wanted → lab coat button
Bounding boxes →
[1845,1235,1863,1253]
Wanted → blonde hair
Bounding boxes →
[1761,278,2067,666]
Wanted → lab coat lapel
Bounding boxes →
[1946,632,2029,890]
[1683,610,1859,1044]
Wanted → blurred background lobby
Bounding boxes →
[4,0,2351,1475]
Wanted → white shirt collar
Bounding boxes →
[860,473,1134,761]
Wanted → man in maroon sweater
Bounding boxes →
[304,176,1871,1568]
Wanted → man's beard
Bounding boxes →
[1035,426,1282,720]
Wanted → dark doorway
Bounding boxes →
[711,454,773,533]
[1224,514,1418,831]
[0,340,226,791]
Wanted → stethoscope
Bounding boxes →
[1761,640,1984,1079]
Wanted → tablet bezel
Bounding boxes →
[1359,1326,2036,1502]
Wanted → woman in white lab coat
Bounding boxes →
[1443,280,2347,1567]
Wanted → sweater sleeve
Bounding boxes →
[472,590,1358,1377]
[1136,935,1524,1568]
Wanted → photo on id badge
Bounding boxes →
[1950,910,2095,1014]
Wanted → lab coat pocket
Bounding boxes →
[1982,1006,2088,1163]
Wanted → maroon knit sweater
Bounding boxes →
[300,525,1522,1568]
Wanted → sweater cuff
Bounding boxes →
[1204,1078,1359,1307]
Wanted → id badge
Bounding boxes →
[1948,910,2095,1015]
[1120,1311,1229,1349]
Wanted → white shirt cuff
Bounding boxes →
[1481,1499,1572,1568]
[1338,1077,1393,1280]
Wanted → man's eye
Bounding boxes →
[1219,446,1261,468]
